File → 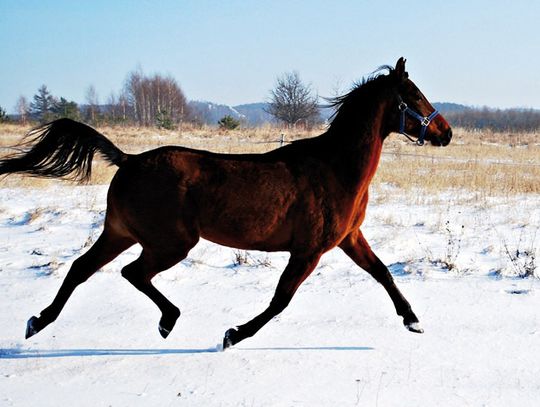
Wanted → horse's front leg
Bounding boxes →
[339,231,423,333]
[223,253,322,349]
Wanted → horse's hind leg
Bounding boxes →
[223,253,321,349]
[26,230,134,339]
[121,240,196,338]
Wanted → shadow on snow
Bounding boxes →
[1,345,373,359]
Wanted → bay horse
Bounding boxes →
[0,58,452,348]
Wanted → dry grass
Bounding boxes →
[0,123,320,187]
[375,128,540,200]
[1,123,538,199]
[376,157,540,197]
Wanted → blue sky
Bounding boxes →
[1,0,539,113]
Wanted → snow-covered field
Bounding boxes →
[1,184,540,406]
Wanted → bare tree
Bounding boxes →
[125,69,143,124]
[330,76,345,99]
[118,91,130,124]
[84,85,100,125]
[267,71,320,128]
[124,69,190,128]
[15,95,30,124]
[104,92,118,124]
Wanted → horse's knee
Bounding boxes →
[121,262,144,286]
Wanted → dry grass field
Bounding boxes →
[0,123,538,200]
[376,128,540,201]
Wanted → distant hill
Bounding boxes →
[233,103,274,126]
[433,102,471,114]
[189,101,247,125]
[189,101,336,126]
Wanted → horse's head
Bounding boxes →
[389,57,452,146]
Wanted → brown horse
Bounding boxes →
[0,58,452,348]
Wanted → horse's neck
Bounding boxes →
[347,131,384,195]
[326,104,387,192]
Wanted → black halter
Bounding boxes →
[397,95,440,146]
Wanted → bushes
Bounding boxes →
[0,106,8,123]
[218,115,240,130]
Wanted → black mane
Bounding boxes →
[326,65,396,129]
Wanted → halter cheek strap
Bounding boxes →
[397,95,440,146]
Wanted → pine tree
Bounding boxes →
[52,97,80,120]
[218,115,240,130]
[0,106,9,123]
[155,109,175,129]
[30,85,56,123]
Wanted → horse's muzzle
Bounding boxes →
[432,128,453,146]
[442,128,453,146]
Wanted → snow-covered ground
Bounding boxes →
[1,184,540,406]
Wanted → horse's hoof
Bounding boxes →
[158,324,171,339]
[25,316,40,339]
[158,308,180,339]
[405,322,424,334]
[223,328,239,350]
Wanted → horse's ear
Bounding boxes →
[395,57,408,81]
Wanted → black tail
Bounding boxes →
[0,118,128,182]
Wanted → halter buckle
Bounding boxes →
[397,94,438,146]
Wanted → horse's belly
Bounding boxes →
[199,198,294,251]
[192,156,300,250]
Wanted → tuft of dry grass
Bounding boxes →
[1,123,538,199]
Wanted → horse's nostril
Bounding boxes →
[447,128,453,140]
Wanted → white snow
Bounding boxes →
[1,184,540,406]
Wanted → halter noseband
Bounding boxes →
[397,95,440,146]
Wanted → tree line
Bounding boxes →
[2,69,539,132]
[8,70,193,130]
[442,107,540,132]
[2,68,322,130]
